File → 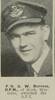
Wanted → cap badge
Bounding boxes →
[10,5,24,18]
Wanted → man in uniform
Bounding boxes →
[1,0,52,76]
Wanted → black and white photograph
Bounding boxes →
[1,0,53,77]
[0,0,55,100]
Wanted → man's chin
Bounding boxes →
[18,53,37,63]
[19,55,40,64]
[20,56,35,63]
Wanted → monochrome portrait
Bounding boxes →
[1,0,53,77]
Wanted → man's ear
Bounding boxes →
[42,25,50,41]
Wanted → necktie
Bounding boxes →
[27,64,34,76]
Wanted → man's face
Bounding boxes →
[8,24,46,63]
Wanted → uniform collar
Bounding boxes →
[31,42,50,76]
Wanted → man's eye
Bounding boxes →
[9,34,20,39]
[10,36,16,39]
[24,31,35,36]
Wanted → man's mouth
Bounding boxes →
[20,49,32,52]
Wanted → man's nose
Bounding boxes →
[20,36,27,48]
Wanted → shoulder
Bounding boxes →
[39,49,53,76]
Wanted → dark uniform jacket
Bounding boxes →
[1,50,52,77]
